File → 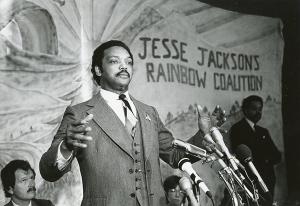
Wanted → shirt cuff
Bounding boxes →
[56,141,73,170]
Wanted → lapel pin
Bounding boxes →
[145,114,151,121]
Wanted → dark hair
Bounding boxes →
[91,40,133,85]
[163,175,186,204]
[1,160,36,197]
[241,95,263,113]
[163,175,181,192]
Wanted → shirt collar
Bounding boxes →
[100,89,130,101]
[245,118,255,130]
[11,200,32,206]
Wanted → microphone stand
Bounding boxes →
[184,147,256,206]
[252,183,260,206]
[205,128,260,206]
[188,151,241,206]
[216,157,259,206]
[194,183,200,203]
[218,159,241,206]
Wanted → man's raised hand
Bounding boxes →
[196,105,226,135]
[211,105,226,128]
[64,114,93,151]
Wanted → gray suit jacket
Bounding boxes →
[39,93,202,206]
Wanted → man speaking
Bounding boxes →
[39,40,222,206]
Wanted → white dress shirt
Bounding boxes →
[100,89,137,125]
[245,118,255,131]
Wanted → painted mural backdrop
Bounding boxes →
[0,0,285,205]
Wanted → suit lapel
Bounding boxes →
[131,97,154,159]
[86,93,133,159]
[242,118,256,134]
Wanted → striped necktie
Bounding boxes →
[119,94,136,137]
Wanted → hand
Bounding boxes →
[63,114,93,151]
[211,105,226,128]
[196,105,226,135]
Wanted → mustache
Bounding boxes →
[116,70,130,77]
[27,187,36,192]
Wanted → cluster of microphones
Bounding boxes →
[172,127,272,206]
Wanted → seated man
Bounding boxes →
[1,160,54,206]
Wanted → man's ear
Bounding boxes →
[243,109,249,117]
[7,186,14,195]
[95,66,102,76]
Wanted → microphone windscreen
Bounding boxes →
[235,144,252,162]
[179,176,192,191]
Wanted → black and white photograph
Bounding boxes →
[0,0,299,206]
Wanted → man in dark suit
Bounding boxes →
[1,160,54,206]
[230,95,281,204]
[39,40,223,206]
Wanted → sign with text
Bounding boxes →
[130,14,283,121]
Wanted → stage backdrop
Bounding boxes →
[0,0,286,205]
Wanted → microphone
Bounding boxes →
[235,144,270,193]
[172,140,216,163]
[179,177,198,206]
[172,139,207,158]
[205,143,245,170]
[202,138,224,158]
[178,159,213,199]
[215,155,255,200]
[203,135,254,200]
[210,127,240,173]
[209,127,252,197]
[203,134,245,171]
[233,156,246,171]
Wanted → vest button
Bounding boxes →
[130,193,135,198]
[129,169,134,174]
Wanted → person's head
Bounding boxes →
[242,95,263,124]
[1,160,36,203]
[91,40,134,93]
[163,175,186,206]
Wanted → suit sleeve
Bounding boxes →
[39,106,76,182]
[265,129,281,165]
[229,125,241,152]
[153,107,204,168]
